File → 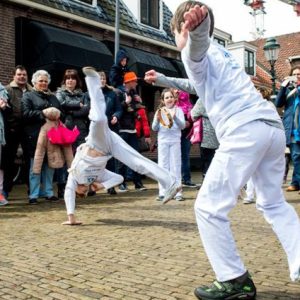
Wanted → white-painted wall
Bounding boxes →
[227,42,257,75]
[123,0,139,20]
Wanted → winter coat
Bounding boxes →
[21,89,62,157]
[33,119,74,174]
[176,91,193,138]
[56,87,90,148]
[102,86,122,132]
[118,91,138,131]
[0,82,7,146]
[109,49,129,88]
[191,100,219,150]
[135,107,151,138]
[4,80,32,132]
[275,84,300,145]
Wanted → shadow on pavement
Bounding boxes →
[93,218,196,231]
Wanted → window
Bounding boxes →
[74,0,97,6]
[214,37,226,47]
[244,49,255,76]
[140,0,160,29]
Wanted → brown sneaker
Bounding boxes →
[286,185,299,192]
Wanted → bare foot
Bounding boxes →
[62,220,82,226]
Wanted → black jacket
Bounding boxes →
[102,86,122,132]
[56,87,90,148]
[109,49,129,88]
[4,81,32,132]
[118,91,137,131]
[21,89,62,157]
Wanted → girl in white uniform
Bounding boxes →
[152,89,185,201]
[170,2,300,299]
[63,68,179,225]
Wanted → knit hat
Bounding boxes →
[124,71,138,83]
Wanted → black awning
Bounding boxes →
[120,45,179,78]
[24,20,113,72]
[170,59,188,78]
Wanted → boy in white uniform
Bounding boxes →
[170,1,300,299]
[63,67,179,225]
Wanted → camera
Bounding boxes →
[287,75,297,83]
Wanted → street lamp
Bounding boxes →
[263,37,280,96]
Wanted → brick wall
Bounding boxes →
[0,1,201,167]
[0,2,19,84]
[0,1,176,85]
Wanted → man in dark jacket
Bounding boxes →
[2,65,32,197]
[116,71,147,192]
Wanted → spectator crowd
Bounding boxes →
[0,50,296,208]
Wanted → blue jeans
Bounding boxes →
[181,136,191,183]
[29,159,55,199]
[290,142,300,187]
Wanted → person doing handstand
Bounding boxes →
[63,67,179,225]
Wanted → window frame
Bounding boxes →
[244,49,255,76]
[213,37,226,47]
[73,0,97,7]
[140,0,161,30]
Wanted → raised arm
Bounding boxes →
[144,70,196,95]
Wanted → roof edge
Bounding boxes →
[6,0,179,52]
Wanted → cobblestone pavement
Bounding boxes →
[0,171,300,300]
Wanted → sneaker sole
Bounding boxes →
[194,290,256,300]
[162,184,182,204]
[182,184,197,188]
[82,67,98,77]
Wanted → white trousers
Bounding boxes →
[85,75,175,191]
[245,177,255,200]
[195,120,300,282]
[158,142,182,197]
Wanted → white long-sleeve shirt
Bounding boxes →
[152,107,185,143]
[181,16,283,141]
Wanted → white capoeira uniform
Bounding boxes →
[152,108,185,197]
[182,15,300,281]
[244,178,255,202]
[64,72,176,215]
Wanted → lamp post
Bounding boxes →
[263,37,280,96]
[114,0,120,61]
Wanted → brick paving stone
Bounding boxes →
[0,171,299,299]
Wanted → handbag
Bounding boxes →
[47,121,80,146]
[138,137,150,152]
[187,117,203,144]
